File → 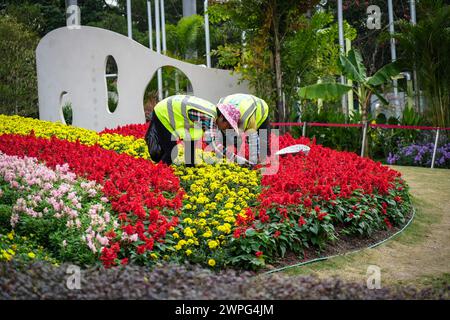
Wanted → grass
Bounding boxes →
[283,166,450,288]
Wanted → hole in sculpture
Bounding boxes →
[143,66,193,121]
[105,55,119,113]
[60,91,73,125]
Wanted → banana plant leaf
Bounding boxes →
[346,49,367,79]
[367,62,400,87]
[298,83,352,101]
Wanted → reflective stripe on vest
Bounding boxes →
[219,94,268,130]
[155,95,216,140]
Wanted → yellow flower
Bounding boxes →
[183,227,194,237]
[202,230,212,238]
[7,231,14,240]
[208,240,219,250]
[7,249,15,256]
[185,249,192,256]
[173,233,180,239]
[208,259,216,267]
[28,252,36,259]
[224,203,234,209]
[150,253,158,259]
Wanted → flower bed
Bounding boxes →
[387,142,450,168]
[100,123,149,138]
[0,115,150,159]
[0,133,183,267]
[0,115,413,270]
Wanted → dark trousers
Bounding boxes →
[258,117,271,160]
[222,116,271,163]
[145,112,196,166]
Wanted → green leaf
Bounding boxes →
[346,49,367,79]
[299,83,352,101]
[339,53,364,82]
[371,89,390,106]
[367,62,400,86]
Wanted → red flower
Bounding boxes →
[384,218,393,229]
[255,251,263,257]
[273,230,281,238]
[303,197,312,207]
[258,209,270,223]
[121,258,129,265]
[137,245,146,255]
[298,216,306,227]
[317,212,328,221]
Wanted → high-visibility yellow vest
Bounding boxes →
[154,95,217,140]
[218,94,269,131]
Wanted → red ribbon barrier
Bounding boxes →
[271,122,450,131]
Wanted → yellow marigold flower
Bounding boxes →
[183,218,193,224]
[185,249,192,256]
[184,204,192,210]
[202,230,212,238]
[7,231,14,240]
[150,253,158,259]
[183,227,194,237]
[7,249,15,256]
[224,203,234,209]
[173,233,180,239]
[28,252,36,259]
[208,240,219,249]
[187,239,194,245]
[3,253,12,261]
[224,216,236,223]
[174,244,182,251]
[208,259,216,267]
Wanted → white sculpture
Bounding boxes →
[36,26,249,132]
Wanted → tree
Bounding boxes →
[395,0,450,128]
[299,48,399,156]
[209,0,320,126]
[0,15,40,117]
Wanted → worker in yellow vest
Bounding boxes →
[217,93,270,164]
[145,95,240,166]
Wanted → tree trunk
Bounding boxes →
[361,89,370,157]
[272,5,284,132]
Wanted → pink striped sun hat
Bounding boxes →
[217,103,240,133]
